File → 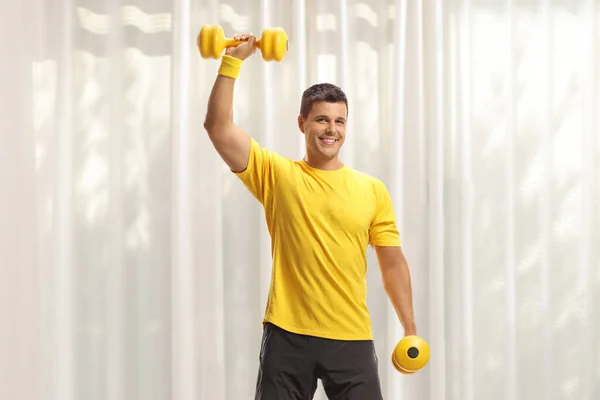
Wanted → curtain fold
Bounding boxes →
[1,0,599,399]
[1,2,43,400]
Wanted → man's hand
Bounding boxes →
[227,33,257,61]
[373,245,417,336]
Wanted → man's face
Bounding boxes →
[298,101,347,162]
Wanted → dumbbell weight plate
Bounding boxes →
[197,24,226,59]
[391,335,430,374]
[257,27,288,62]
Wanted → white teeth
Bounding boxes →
[321,138,336,144]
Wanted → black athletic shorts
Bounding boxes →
[254,322,383,400]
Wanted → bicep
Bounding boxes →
[373,245,406,271]
[207,123,251,173]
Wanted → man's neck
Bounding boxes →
[303,155,344,171]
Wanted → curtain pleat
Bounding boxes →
[582,1,598,399]
[0,1,42,399]
[107,1,126,400]
[505,1,517,399]
[172,0,202,398]
[55,2,75,400]
[539,0,553,398]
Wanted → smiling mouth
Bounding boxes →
[319,137,339,145]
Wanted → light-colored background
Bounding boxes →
[1,0,599,399]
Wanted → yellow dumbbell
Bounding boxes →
[197,24,288,62]
[391,335,430,374]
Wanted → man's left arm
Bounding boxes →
[373,245,417,336]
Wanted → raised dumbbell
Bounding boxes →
[391,335,430,374]
[197,24,289,62]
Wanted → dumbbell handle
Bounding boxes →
[222,38,264,50]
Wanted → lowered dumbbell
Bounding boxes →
[197,24,289,62]
[391,335,430,374]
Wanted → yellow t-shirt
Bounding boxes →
[234,138,401,340]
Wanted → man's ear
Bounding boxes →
[298,115,305,134]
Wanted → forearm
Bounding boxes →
[203,74,236,132]
[380,256,417,335]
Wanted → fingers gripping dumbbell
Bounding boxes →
[197,24,289,62]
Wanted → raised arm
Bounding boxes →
[203,33,257,173]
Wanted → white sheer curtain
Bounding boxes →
[1,0,599,399]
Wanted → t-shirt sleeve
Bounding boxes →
[369,180,401,246]
[233,137,278,204]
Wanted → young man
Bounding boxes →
[203,33,417,400]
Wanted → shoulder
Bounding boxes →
[248,137,295,165]
[346,169,394,209]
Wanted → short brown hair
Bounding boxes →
[299,83,348,118]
